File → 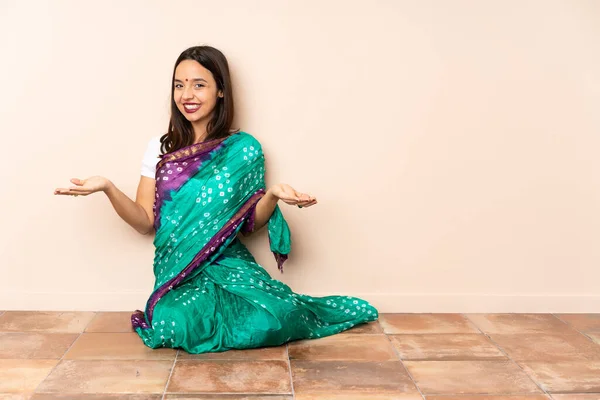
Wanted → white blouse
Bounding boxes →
[141,136,162,178]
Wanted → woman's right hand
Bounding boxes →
[54,176,112,197]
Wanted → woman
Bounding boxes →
[54,45,378,354]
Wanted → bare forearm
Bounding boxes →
[104,182,154,235]
[253,189,279,232]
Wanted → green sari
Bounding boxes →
[132,132,378,353]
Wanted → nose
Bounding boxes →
[182,85,194,100]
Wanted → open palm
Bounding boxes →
[54,176,110,197]
[270,183,317,208]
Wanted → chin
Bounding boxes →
[179,111,204,123]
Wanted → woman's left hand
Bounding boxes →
[269,184,317,208]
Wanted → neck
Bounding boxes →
[192,119,209,143]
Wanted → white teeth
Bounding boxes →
[184,104,199,109]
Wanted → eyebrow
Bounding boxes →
[174,78,207,83]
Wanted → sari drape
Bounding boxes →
[132,132,378,353]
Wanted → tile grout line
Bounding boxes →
[462,313,552,398]
[32,312,98,393]
[162,349,179,400]
[286,343,296,400]
[552,313,598,344]
[383,332,426,399]
[550,313,598,400]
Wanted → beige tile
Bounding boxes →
[466,314,574,334]
[343,321,383,334]
[295,395,422,400]
[167,360,291,393]
[0,312,95,333]
[379,314,479,334]
[520,361,600,393]
[289,335,397,361]
[389,334,505,360]
[0,394,33,400]
[556,314,600,333]
[31,395,162,400]
[164,396,293,400]
[63,333,175,360]
[291,361,419,395]
[84,313,134,333]
[178,345,286,361]
[426,397,550,400]
[0,333,78,359]
[0,359,58,393]
[404,360,541,395]
[490,333,600,361]
[36,360,172,393]
[552,396,600,400]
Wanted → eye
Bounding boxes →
[174,83,183,89]
[195,84,205,88]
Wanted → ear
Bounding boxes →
[218,91,224,98]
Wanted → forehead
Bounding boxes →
[175,60,214,80]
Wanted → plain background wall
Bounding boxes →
[1,0,599,312]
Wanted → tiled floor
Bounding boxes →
[0,311,599,399]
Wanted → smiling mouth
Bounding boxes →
[183,103,200,113]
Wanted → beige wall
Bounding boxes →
[1,0,599,313]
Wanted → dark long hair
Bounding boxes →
[160,46,238,154]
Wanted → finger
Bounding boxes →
[69,186,91,192]
[72,178,88,187]
[55,191,84,196]
[296,193,311,202]
[298,200,317,208]
[304,194,317,202]
[297,197,317,205]
[65,189,91,195]
[55,188,87,196]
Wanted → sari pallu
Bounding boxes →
[132,132,378,354]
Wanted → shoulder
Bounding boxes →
[144,136,162,156]
[231,131,263,151]
[142,136,162,164]
[141,135,162,178]
[147,135,162,150]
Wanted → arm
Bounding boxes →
[252,189,279,232]
[54,175,156,235]
[105,176,155,235]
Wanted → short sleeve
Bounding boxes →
[141,137,162,178]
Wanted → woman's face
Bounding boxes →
[173,60,223,126]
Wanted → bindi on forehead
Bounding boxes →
[174,78,208,83]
